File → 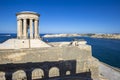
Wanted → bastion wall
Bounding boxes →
[0,45,99,80]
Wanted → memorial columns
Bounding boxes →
[17,19,20,39]
[17,18,39,39]
[17,19,22,39]
[34,19,38,38]
[16,12,40,39]
[37,20,39,38]
[30,19,33,39]
[19,19,22,38]
[23,19,27,39]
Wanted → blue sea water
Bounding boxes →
[0,33,120,68]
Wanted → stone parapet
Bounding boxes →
[0,46,99,80]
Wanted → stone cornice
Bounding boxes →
[17,17,39,20]
[16,11,40,17]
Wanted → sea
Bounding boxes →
[0,33,120,68]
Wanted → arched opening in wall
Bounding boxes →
[0,71,5,80]
[32,68,44,79]
[49,67,59,77]
[12,70,26,80]
[66,71,71,75]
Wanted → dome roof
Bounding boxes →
[16,11,40,16]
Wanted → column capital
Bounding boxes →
[34,18,39,21]
[29,18,33,21]
[17,18,22,21]
[29,18,34,20]
[23,18,27,20]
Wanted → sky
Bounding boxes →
[0,0,120,34]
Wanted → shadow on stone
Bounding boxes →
[0,60,93,80]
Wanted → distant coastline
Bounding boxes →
[90,34,120,39]
[43,33,120,39]
[43,34,82,37]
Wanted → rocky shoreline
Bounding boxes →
[91,34,120,39]
[43,34,82,37]
[43,33,120,39]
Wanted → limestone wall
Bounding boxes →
[0,45,99,80]
[0,46,91,63]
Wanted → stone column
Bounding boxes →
[34,19,38,39]
[30,19,33,39]
[23,19,27,39]
[17,19,22,39]
[19,19,22,39]
[37,20,39,38]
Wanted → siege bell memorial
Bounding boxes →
[0,11,119,80]
[16,11,40,39]
[0,11,51,49]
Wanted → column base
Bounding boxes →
[17,36,23,39]
[34,36,40,39]
[17,36,20,39]
[22,36,28,39]
[30,36,33,39]
[30,37,33,39]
